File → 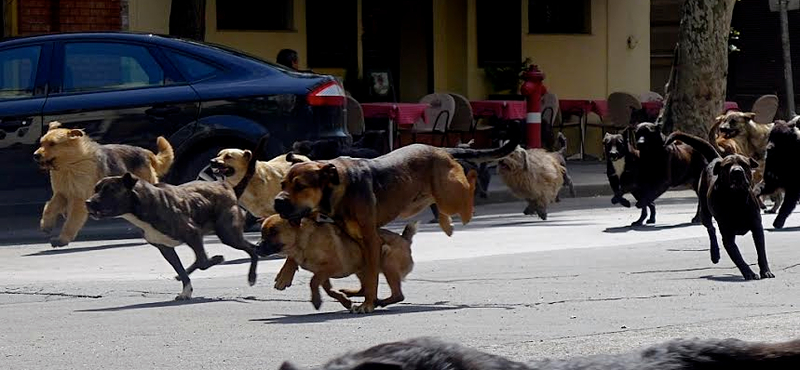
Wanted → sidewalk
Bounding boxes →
[476,160,610,205]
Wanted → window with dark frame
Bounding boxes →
[476,0,522,67]
[216,0,294,31]
[528,0,591,35]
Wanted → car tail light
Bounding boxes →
[307,81,346,106]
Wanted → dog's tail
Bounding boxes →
[233,134,269,199]
[665,131,720,162]
[444,134,520,163]
[556,132,568,156]
[152,137,174,177]
[401,221,418,242]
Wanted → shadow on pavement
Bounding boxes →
[766,226,800,232]
[22,242,146,257]
[699,274,749,283]
[603,222,697,233]
[251,304,467,324]
[75,297,242,312]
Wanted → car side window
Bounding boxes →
[0,45,41,100]
[62,42,166,93]
[164,50,221,82]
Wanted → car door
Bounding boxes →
[0,42,51,208]
[42,39,200,166]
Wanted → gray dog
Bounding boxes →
[86,138,266,300]
[279,336,800,370]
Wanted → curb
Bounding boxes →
[475,183,613,206]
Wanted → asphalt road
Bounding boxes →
[2,192,800,369]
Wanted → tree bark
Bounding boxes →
[659,0,737,137]
[169,0,206,41]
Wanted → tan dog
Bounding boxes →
[710,111,780,212]
[273,139,518,313]
[209,150,310,218]
[497,147,566,220]
[33,121,173,247]
[258,215,416,311]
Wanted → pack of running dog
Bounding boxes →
[32,112,800,367]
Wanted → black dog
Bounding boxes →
[86,138,265,300]
[278,336,800,370]
[632,122,708,225]
[669,132,774,280]
[602,130,656,225]
[292,137,381,160]
[758,119,800,229]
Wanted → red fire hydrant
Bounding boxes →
[519,64,547,148]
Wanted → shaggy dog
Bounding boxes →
[278,336,800,370]
[257,215,416,311]
[757,118,800,229]
[710,111,781,212]
[210,149,310,218]
[33,121,173,247]
[497,145,565,220]
[668,132,773,280]
[602,131,656,225]
[632,122,708,225]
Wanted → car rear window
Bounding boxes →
[0,45,41,100]
[164,50,221,82]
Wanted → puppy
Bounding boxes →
[497,146,565,220]
[85,138,266,300]
[758,119,800,229]
[34,121,173,248]
[210,149,310,218]
[292,138,381,160]
[669,132,774,280]
[428,139,493,222]
[274,137,518,313]
[278,336,800,370]
[258,215,416,311]
[632,122,708,225]
[711,111,781,212]
[602,130,656,225]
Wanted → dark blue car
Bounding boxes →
[0,32,347,214]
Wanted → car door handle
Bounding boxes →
[0,118,29,132]
[145,106,181,117]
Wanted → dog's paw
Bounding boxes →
[205,255,225,268]
[710,251,720,264]
[49,237,68,248]
[619,198,631,208]
[248,272,257,286]
[630,220,644,227]
[350,302,375,314]
[761,270,776,279]
[174,294,192,301]
[311,295,322,310]
[773,218,787,229]
[742,271,760,281]
[274,275,293,291]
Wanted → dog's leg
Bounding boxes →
[53,197,89,247]
[41,193,67,234]
[647,203,656,224]
[184,233,224,274]
[322,279,352,310]
[215,209,258,286]
[428,204,440,224]
[752,226,775,279]
[631,205,648,226]
[309,274,326,310]
[351,225,382,314]
[376,267,405,308]
[437,213,454,236]
[699,201,720,264]
[274,258,298,290]
[340,275,364,297]
[156,245,193,300]
[720,231,758,280]
[690,203,702,224]
[773,189,800,229]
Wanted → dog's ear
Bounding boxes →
[712,161,722,176]
[47,121,62,131]
[286,152,307,164]
[351,361,404,370]
[749,157,759,169]
[653,121,663,132]
[242,150,252,162]
[602,132,612,143]
[122,172,138,189]
[743,112,756,120]
[68,129,84,139]
[715,114,726,122]
[320,163,339,185]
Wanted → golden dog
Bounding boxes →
[498,147,566,220]
[710,111,780,212]
[258,215,416,311]
[273,139,518,313]
[33,121,173,247]
[209,149,310,218]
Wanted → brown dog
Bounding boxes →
[33,121,173,247]
[210,149,310,218]
[274,138,518,313]
[257,215,416,311]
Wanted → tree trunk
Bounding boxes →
[659,0,737,137]
[169,0,206,41]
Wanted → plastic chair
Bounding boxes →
[752,94,779,124]
[346,96,365,139]
[446,93,475,145]
[401,93,455,147]
[606,92,643,130]
[540,93,562,151]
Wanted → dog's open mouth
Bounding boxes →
[720,127,740,139]
[37,159,56,171]
[209,162,235,177]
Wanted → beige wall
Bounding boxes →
[606,0,651,97]
[433,0,469,96]
[128,0,170,35]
